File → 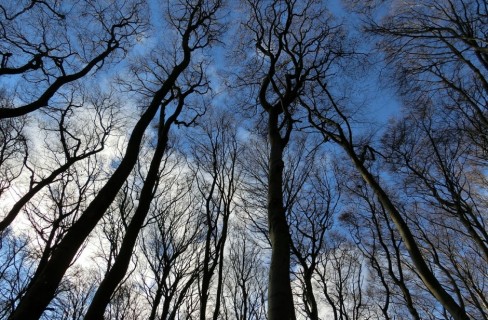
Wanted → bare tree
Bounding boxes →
[138,172,202,320]
[93,178,138,279]
[221,226,268,320]
[0,230,34,318]
[4,1,486,319]
[364,0,488,163]
[380,107,488,319]
[288,161,339,320]
[304,87,471,319]
[182,110,243,320]
[340,171,427,319]
[9,0,222,318]
[46,266,98,320]
[103,280,145,320]
[84,1,223,317]
[315,238,368,320]
[85,82,204,320]
[0,0,145,118]
[236,0,345,318]
[0,86,117,232]
[0,91,28,202]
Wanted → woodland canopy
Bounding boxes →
[0,1,486,319]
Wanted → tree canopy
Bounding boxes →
[0,0,486,319]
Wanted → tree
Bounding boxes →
[365,0,488,265]
[221,225,268,320]
[81,0,222,318]
[304,81,472,319]
[380,106,488,319]
[185,110,242,320]
[138,172,202,320]
[288,159,339,320]
[46,266,97,320]
[360,1,488,318]
[340,170,429,319]
[2,0,486,318]
[9,0,222,318]
[367,0,488,162]
[0,230,33,318]
[315,239,368,320]
[235,0,345,318]
[84,76,205,320]
[0,86,117,232]
[0,0,145,118]
[0,91,28,202]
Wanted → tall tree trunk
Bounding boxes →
[302,268,319,320]
[199,176,217,320]
[212,212,230,320]
[343,144,470,320]
[9,62,189,320]
[267,109,295,320]
[306,86,471,320]
[84,99,182,319]
[148,286,164,320]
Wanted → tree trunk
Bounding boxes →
[84,88,191,318]
[303,268,319,320]
[344,145,470,320]
[9,105,157,320]
[84,111,172,319]
[9,64,187,320]
[266,110,295,320]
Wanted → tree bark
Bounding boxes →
[343,144,470,320]
[8,62,188,320]
[266,109,295,320]
[83,98,181,319]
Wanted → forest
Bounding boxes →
[0,0,486,319]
